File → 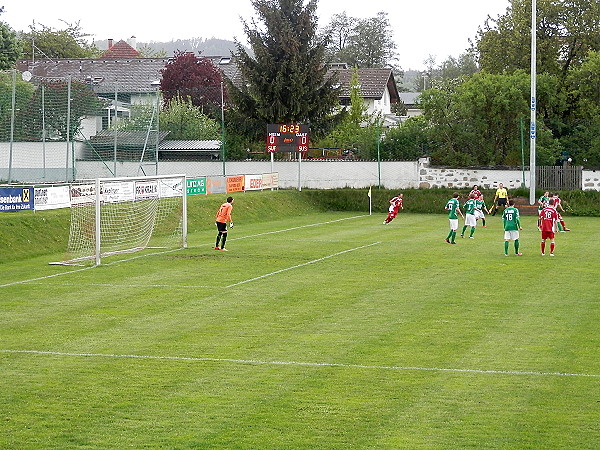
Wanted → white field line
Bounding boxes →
[1,215,368,289]
[2,349,598,379]
[226,215,368,243]
[223,241,381,289]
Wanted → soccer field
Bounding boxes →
[1,211,599,448]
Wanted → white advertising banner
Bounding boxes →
[70,184,95,206]
[101,181,135,203]
[34,186,71,210]
[262,172,279,189]
[159,177,185,198]
[245,174,263,191]
[134,180,159,200]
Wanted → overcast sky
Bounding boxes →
[5,0,510,70]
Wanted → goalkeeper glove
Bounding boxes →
[229,222,234,228]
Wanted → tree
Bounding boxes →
[18,21,100,59]
[160,51,225,120]
[380,115,434,160]
[0,22,21,69]
[417,71,565,166]
[0,72,34,140]
[17,80,106,141]
[323,11,397,68]
[229,0,340,137]
[160,96,221,140]
[474,0,600,77]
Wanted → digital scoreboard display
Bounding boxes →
[267,124,310,153]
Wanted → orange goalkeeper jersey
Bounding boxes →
[215,202,232,223]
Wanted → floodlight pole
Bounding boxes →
[221,81,226,176]
[529,0,537,205]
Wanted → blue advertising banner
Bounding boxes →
[0,187,34,212]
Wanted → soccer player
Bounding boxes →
[461,194,478,239]
[551,192,571,231]
[469,185,482,199]
[475,194,490,227]
[214,196,234,251]
[444,193,464,244]
[537,191,550,228]
[539,198,559,256]
[491,183,509,216]
[502,199,522,256]
[383,193,403,224]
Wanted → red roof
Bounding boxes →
[101,40,140,59]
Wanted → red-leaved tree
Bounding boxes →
[160,51,227,119]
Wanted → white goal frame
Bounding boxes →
[54,174,187,266]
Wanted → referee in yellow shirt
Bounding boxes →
[491,183,509,216]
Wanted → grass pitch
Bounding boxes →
[1,210,599,448]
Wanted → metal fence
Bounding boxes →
[536,165,583,191]
[0,69,159,183]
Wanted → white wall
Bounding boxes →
[3,143,600,191]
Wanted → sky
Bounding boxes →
[4,0,510,70]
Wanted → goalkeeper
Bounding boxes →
[214,196,234,251]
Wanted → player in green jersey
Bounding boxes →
[444,193,464,244]
[461,194,478,239]
[475,194,490,227]
[502,200,522,256]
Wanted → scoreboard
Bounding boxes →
[267,124,310,153]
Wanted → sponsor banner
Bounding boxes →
[101,181,135,203]
[70,184,96,206]
[187,177,207,196]
[160,177,185,198]
[34,186,71,210]
[227,175,245,193]
[262,172,279,189]
[206,176,226,195]
[0,187,34,212]
[245,174,263,191]
[135,180,159,200]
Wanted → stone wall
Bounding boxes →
[583,169,600,191]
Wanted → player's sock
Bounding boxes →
[469,227,475,237]
[221,233,227,249]
[451,231,456,243]
[557,222,563,231]
[461,225,467,236]
[560,220,567,229]
[482,218,486,226]
[514,239,519,254]
[446,230,453,240]
[550,242,555,253]
[541,241,546,254]
[215,234,221,248]
[504,241,509,255]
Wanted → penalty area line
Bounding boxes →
[2,349,599,379]
[223,241,381,289]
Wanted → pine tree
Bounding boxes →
[229,0,340,128]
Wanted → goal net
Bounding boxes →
[54,174,187,266]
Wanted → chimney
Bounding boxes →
[108,39,113,49]
[127,36,137,50]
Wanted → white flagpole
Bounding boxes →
[368,186,372,215]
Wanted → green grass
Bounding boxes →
[1,193,600,448]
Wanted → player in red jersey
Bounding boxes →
[383,193,403,224]
[539,198,559,256]
[551,193,570,231]
[469,185,482,199]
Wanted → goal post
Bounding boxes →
[53,174,187,266]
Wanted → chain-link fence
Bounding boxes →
[1,69,160,183]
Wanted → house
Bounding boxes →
[326,66,403,128]
[398,92,422,118]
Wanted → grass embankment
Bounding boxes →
[2,188,599,264]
